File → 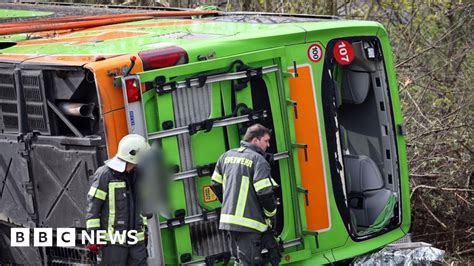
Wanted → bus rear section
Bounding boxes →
[118,25,409,264]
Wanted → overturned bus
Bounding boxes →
[0,9,410,264]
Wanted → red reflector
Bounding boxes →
[95,55,106,61]
[139,46,189,71]
[285,255,291,261]
[125,78,140,103]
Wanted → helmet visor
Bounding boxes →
[105,156,127,172]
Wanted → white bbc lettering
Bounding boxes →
[11,228,140,246]
[81,229,95,244]
[109,230,128,245]
[127,230,138,245]
[11,228,30,247]
[57,228,76,247]
[33,228,53,247]
[97,230,108,245]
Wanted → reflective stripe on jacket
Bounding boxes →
[211,141,278,233]
[85,165,146,243]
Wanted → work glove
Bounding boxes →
[86,244,104,254]
[144,231,149,246]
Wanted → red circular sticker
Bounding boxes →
[333,40,354,65]
[307,43,323,63]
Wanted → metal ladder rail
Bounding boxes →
[148,110,267,140]
[146,65,279,140]
[180,238,304,265]
[160,151,290,229]
[160,210,219,229]
[172,151,290,181]
[156,65,279,93]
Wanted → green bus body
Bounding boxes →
[0,8,52,19]
[0,14,410,264]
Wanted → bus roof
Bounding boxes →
[0,14,382,66]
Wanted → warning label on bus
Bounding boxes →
[203,186,218,203]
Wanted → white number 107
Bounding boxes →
[338,42,350,62]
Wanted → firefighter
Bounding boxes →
[211,124,278,265]
[86,134,150,265]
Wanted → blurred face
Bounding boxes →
[251,133,271,152]
[126,162,137,173]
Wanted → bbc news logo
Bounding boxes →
[11,228,139,247]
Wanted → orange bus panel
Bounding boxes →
[85,53,144,158]
[289,65,331,232]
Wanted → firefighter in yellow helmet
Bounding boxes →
[86,134,150,265]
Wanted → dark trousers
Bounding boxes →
[227,231,262,266]
[100,242,147,266]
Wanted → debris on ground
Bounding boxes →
[352,242,445,265]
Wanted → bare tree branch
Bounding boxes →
[419,196,448,229]
[411,185,474,199]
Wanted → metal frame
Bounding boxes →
[173,151,290,181]
[157,65,279,92]
[181,238,303,265]
[148,111,268,140]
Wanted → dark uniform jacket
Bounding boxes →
[86,165,146,243]
[211,141,278,233]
